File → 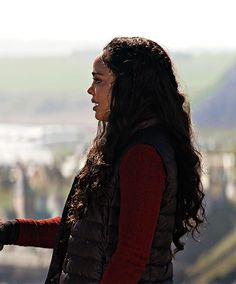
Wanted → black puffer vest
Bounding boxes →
[45,125,177,284]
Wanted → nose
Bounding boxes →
[87,85,94,96]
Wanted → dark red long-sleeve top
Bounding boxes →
[16,144,166,284]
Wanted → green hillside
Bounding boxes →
[0,50,236,123]
[173,51,236,105]
[0,53,96,96]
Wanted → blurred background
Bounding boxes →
[0,0,236,283]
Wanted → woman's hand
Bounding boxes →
[0,219,6,250]
[0,219,20,249]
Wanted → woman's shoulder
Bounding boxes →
[121,144,164,171]
[123,143,161,158]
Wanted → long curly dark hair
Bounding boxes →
[67,37,205,253]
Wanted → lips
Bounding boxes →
[91,99,99,105]
[91,99,99,111]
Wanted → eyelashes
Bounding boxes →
[93,78,102,84]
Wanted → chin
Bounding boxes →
[95,114,108,122]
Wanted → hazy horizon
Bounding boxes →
[1,0,236,56]
[0,39,236,57]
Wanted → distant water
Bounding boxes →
[0,123,94,165]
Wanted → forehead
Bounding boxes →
[93,53,110,74]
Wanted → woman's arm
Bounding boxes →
[0,219,20,249]
[101,144,166,284]
[15,216,61,248]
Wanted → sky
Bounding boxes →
[0,0,235,55]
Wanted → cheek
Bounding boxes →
[101,86,112,104]
[107,90,112,102]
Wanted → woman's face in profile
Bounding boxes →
[87,53,115,121]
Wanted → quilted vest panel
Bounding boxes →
[46,125,177,284]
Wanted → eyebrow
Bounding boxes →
[92,72,103,76]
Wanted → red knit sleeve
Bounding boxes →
[15,216,61,248]
[100,144,166,284]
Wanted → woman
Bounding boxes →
[0,37,205,283]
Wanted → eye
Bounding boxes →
[93,78,102,84]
